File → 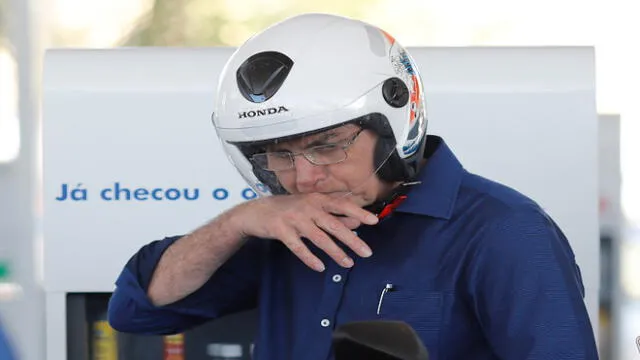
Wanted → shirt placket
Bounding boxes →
[305,232,358,360]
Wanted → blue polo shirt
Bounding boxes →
[108,136,598,360]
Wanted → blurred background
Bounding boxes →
[1,0,639,359]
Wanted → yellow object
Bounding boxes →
[164,333,185,360]
[93,321,118,360]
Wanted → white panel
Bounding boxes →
[598,114,622,234]
[45,292,66,360]
[41,47,599,334]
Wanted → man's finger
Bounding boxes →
[297,221,354,268]
[336,217,362,230]
[314,214,372,259]
[322,199,379,226]
[277,227,326,272]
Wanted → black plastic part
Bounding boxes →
[236,51,294,103]
[382,77,409,108]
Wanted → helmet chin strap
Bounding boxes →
[363,181,421,219]
[364,136,434,218]
[339,148,422,219]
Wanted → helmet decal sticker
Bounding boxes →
[383,29,425,157]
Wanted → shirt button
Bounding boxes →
[320,319,331,327]
[332,274,342,283]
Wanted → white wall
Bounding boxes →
[41,46,600,358]
[599,115,622,235]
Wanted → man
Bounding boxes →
[108,13,599,359]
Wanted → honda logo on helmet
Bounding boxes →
[238,106,289,119]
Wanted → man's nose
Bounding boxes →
[293,154,326,192]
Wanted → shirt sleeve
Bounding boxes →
[466,208,599,360]
[108,235,265,335]
[0,319,17,360]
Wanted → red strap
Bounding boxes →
[377,195,408,219]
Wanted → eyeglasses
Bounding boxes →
[250,129,364,171]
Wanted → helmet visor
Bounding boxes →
[227,116,397,204]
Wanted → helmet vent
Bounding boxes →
[236,51,294,103]
[382,77,409,108]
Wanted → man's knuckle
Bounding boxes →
[305,229,324,243]
[288,241,303,252]
[281,211,297,223]
[323,216,344,229]
[270,221,291,239]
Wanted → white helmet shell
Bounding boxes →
[211,13,427,196]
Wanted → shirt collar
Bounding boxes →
[394,136,464,220]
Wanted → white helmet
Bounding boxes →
[211,13,427,197]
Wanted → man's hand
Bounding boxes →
[231,193,378,272]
